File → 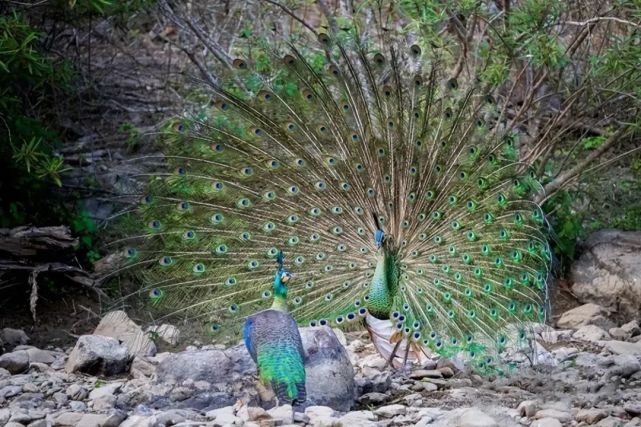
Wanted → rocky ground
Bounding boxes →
[1,229,641,427]
[1,303,641,427]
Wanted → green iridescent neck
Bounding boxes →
[366,249,398,319]
[271,271,288,312]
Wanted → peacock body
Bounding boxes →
[114,4,551,372]
[243,252,306,404]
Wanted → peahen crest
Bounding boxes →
[111,4,551,372]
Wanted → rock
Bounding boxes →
[94,311,156,357]
[155,345,254,385]
[358,392,388,405]
[237,405,268,422]
[1,328,29,347]
[518,400,538,418]
[571,230,641,322]
[146,324,180,346]
[606,354,641,377]
[624,402,641,416]
[304,406,336,426]
[65,335,130,376]
[576,408,609,424]
[373,404,406,418]
[268,404,294,424]
[621,320,641,337]
[338,410,377,427]
[609,328,631,341]
[574,325,610,342]
[298,326,355,411]
[439,367,455,378]
[410,369,443,379]
[5,422,26,427]
[535,409,572,423]
[0,350,29,374]
[533,418,563,427]
[206,406,242,425]
[457,407,498,427]
[603,340,641,356]
[0,408,10,425]
[596,417,625,427]
[422,381,438,392]
[66,384,88,400]
[356,372,391,394]
[557,303,614,330]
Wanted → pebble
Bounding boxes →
[457,407,498,427]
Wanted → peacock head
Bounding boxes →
[374,229,385,250]
[273,249,293,298]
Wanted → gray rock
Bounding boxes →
[572,230,641,322]
[25,348,56,365]
[65,335,130,376]
[69,401,87,412]
[338,410,377,427]
[609,328,631,341]
[94,311,156,357]
[304,406,335,426]
[145,324,180,346]
[621,320,641,337]
[606,354,641,378]
[518,400,538,418]
[373,404,406,418]
[603,341,641,356]
[535,409,572,423]
[596,417,625,427]
[66,384,88,400]
[0,350,29,374]
[299,326,355,412]
[268,404,294,424]
[0,408,10,425]
[574,325,610,342]
[1,328,29,347]
[576,408,608,424]
[557,303,614,330]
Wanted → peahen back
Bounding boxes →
[112,5,551,371]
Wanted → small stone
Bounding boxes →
[458,407,497,427]
[621,320,641,337]
[293,412,311,424]
[576,408,608,424]
[624,403,641,416]
[22,383,38,393]
[66,384,88,400]
[439,367,455,378]
[0,408,10,425]
[205,406,241,425]
[607,354,641,378]
[146,324,181,346]
[535,409,572,423]
[360,354,387,369]
[304,405,336,427]
[54,412,83,426]
[518,400,538,418]
[610,328,631,341]
[373,404,406,418]
[88,382,122,400]
[596,417,625,427]
[358,392,388,405]
[0,350,29,374]
[0,385,22,398]
[94,311,156,356]
[269,404,294,424]
[422,382,438,392]
[574,325,610,342]
[25,348,56,365]
[533,418,563,427]
[237,405,268,422]
[53,391,68,405]
[604,341,641,356]
[69,401,86,412]
[4,422,26,427]
[409,369,443,379]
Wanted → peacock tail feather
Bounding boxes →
[111,3,551,371]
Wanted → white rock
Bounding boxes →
[557,303,613,330]
[576,408,608,424]
[603,340,641,356]
[574,325,610,342]
[88,382,122,399]
[0,350,29,374]
[609,327,631,341]
[146,324,181,346]
[94,310,156,356]
[268,404,294,425]
[338,410,377,427]
[66,384,88,400]
[373,404,406,418]
[532,418,563,427]
[457,407,498,427]
[518,400,539,418]
[621,320,641,337]
[534,409,572,423]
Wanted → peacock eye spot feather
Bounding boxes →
[159,256,172,266]
[149,220,161,229]
[229,304,239,313]
[240,231,251,241]
[193,263,205,273]
[125,247,137,257]
[309,320,317,327]
[319,319,328,326]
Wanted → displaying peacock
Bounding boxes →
[243,250,306,405]
[112,3,552,373]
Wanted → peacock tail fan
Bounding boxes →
[108,3,552,372]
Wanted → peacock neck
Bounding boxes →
[271,273,289,312]
[366,249,398,319]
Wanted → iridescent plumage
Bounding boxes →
[113,4,551,372]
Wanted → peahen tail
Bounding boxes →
[109,4,551,371]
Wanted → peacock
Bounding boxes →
[243,250,306,405]
[111,3,552,373]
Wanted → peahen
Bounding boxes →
[112,4,552,372]
[243,250,306,405]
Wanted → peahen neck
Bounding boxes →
[271,273,288,312]
[366,249,399,319]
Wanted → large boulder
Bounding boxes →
[299,326,355,412]
[556,303,614,330]
[571,230,641,322]
[94,311,157,357]
[65,335,130,376]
